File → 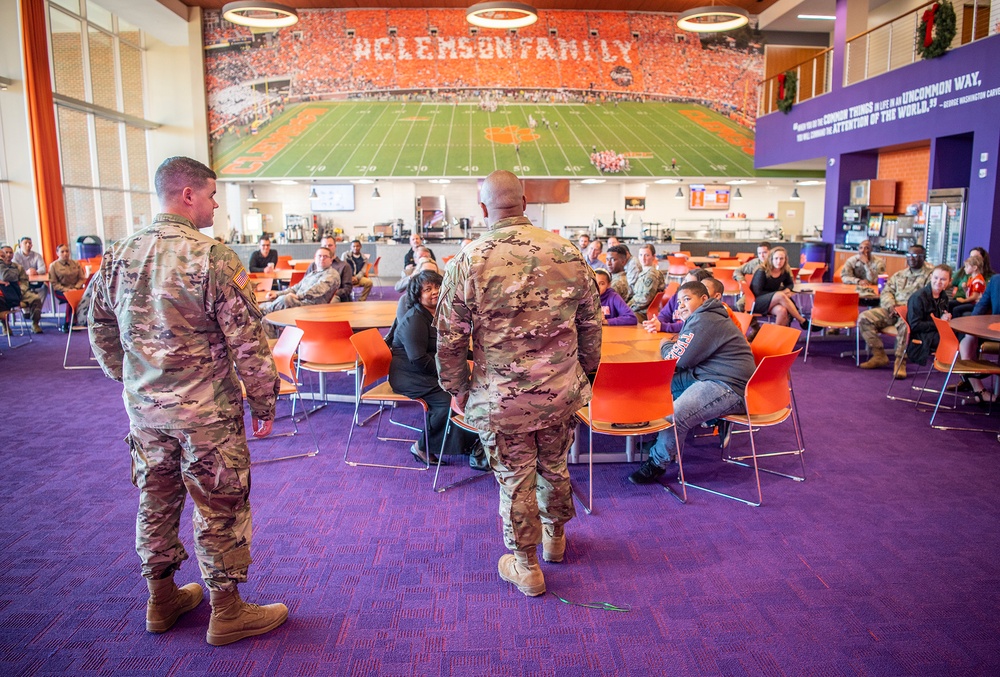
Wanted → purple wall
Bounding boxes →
[756,34,1000,260]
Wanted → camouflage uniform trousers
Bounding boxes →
[479,418,577,552]
[261,293,309,337]
[858,306,908,355]
[19,289,42,322]
[128,417,252,591]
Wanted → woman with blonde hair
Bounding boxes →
[749,246,813,329]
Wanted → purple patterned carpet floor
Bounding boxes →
[2,310,999,676]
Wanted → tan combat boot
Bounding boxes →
[32,320,42,334]
[206,587,288,646]
[894,352,908,380]
[146,576,203,633]
[542,525,566,563]
[498,549,546,597]
[859,344,889,369]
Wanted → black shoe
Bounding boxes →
[718,420,733,449]
[410,443,442,466]
[468,443,491,472]
[59,323,69,333]
[628,460,666,485]
[799,317,820,332]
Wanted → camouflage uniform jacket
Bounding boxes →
[89,213,279,428]
[50,258,86,292]
[628,266,666,316]
[625,256,642,288]
[435,215,603,434]
[840,254,886,297]
[276,266,340,304]
[611,270,631,302]
[880,262,934,312]
[0,259,31,297]
[733,259,761,282]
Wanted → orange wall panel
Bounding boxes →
[877,146,930,212]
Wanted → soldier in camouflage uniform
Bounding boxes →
[605,245,632,302]
[840,239,885,306]
[89,157,288,646]
[0,245,44,333]
[436,170,603,597]
[858,244,933,378]
[259,247,340,338]
[627,243,666,317]
[623,244,642,289]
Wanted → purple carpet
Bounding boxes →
[2,307,999,675]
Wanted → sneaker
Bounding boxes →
[628,460,666,485]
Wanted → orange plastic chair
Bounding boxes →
[712,267,741,299]
[292,261,310,271]
[343,328,430,471]
[62,288,99,370]
[736,253,755,264]
[433,398,493,493]
[916,316,1000,432]
[750,323,801,364]
[442,255,455,266]
[294,319,358,414]
[708,251,731,258]
[367,256,383,298]
[575,359,684,512]
[886,304,930,403]
[732,311,753,337]
[798,262,827,283]
[288,271,306,287]
[740,280,760,317]
[666,256,691,282]
[276,255,293,270]
[251,326,320,464]
[688,349,805,507]
[803,290,860,363]
[714,258,741,268]
[646,291,665,321]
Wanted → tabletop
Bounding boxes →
[949,315,1000,342]
[263,300,398,330]
[600,324,673,363]
[795,282,860,294]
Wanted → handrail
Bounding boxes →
[845,0,935,43]
[761,46,834,84]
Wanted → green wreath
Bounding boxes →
[777,71,797,114]
[915,1,956,60]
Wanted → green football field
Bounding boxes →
[212,100,820,181]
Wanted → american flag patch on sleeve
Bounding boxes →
[234,266,249,289]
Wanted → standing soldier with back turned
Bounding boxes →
[436,170,603,597]
[89,156,288,646]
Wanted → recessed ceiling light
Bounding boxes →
[795,180,825,186]
[725,179,756,185]
[352,179,375,184]
[654,179,679,184]
[581,178,606,184]
[797,15,836,21]
[428,179,451,184]
[270,179,298,185]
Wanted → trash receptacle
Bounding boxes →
[801,241,830,264]
[76,235,102,260]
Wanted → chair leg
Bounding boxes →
[433,418,492,493]
[62,308,99,369]
[570,425,594,514]
[659,425,686,504]
[345,398,429,471]
[683,415,761,507]
[253,391,321,464]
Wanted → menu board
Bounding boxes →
[688,184,730,210]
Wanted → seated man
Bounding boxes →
[858,244,933,377]
[403,233,436,272]
[346,239,373,301]
[395,246,439,292]
[594,270,636,325]
[248,237,277,273]
[605,245,632,302]
[627,244,666,318]
[260,247,340,325]
[733,241,769,312]
[585,240,607,271]
[49,243,88,332]
[0,245,44,333]
[628,281,756,484]
[840,239,885,307]
[306,236,352,301]
[643,269,713,334]
[12,236,48,307]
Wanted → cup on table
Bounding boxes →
[84,265,92,277]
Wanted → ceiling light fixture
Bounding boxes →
[734,188,743,199]
[372,181,381,199]
[797,14,836,21]
[791,188,801,199]
[654,178,680,184]
[352,179,375,184]
[466,2,538,30]
[677,5,749,33]
[222,2,299,29]
[309,182,319,199]
[247,182,258,203]
[675,187,685,199]
[428,179,451,184]
[581,178,606,184]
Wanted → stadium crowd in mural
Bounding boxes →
[203,9,762,144]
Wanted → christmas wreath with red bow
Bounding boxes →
[915,1,956,60]
[777,70,797,114]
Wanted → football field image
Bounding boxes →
[213,101,816,181]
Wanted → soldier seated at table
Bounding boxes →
[50,243,88,332]
[628,244,666,318]
[628,281,756,485]
[840,239,885,307]
[0,244,44,333]
[13,236,48,307]
[306,236,353,302]
[260,247,340,335]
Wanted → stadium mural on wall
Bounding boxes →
[203,8,814,181]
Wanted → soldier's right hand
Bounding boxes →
[251,417,273,438]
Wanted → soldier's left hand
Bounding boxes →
[251,417,273,438]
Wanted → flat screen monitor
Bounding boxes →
[688,184,730,210]
[310,184,355,212]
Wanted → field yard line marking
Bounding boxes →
[620,105,717,174]
[628,106,735,174]
[266,103,355,178]
[486,109,499,173]
[306,103,375,177]
[540,107,576,175]
[441,103,456,176]
[389,102,423,175]
[550,106,595,177]
[213,105,306,174]
[320,103,395,178]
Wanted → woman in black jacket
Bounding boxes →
[906,264,952,366]
[750,246,811,330]
[389,271,483,467]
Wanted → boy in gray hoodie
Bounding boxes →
[629,281,757,485]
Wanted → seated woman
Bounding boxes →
[906,264,952,366]
[948,253,986,318]
[388,271,485,468]
[594,269,636,325]
[750,246,813,330]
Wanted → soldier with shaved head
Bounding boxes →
[436,170,603,597]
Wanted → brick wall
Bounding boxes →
[877,146,930,212]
